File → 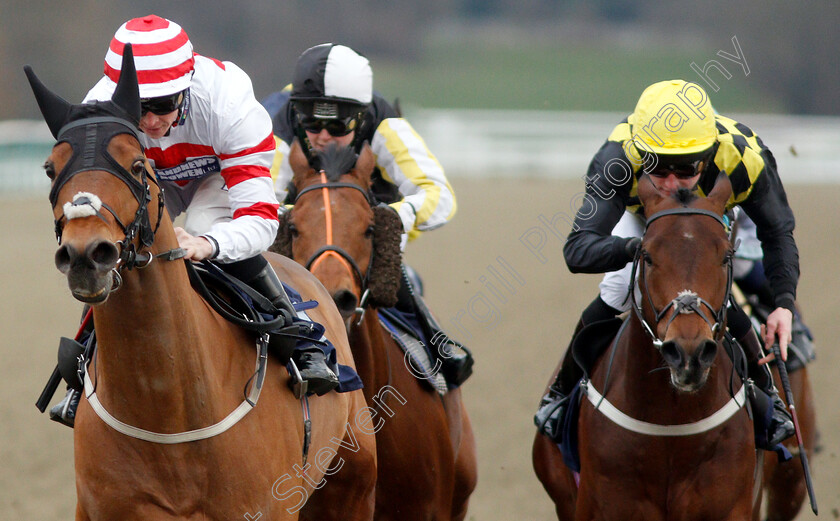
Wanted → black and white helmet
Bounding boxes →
[290,44,373,120]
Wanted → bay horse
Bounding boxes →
[271,141,477,520]
[534,172,759,520]
[26,46,375,520]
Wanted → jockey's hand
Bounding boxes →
[758,307,794,364]
[174,227,215,261]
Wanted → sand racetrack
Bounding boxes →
[2,179,837,519]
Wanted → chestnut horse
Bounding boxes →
[272,141,477,520]
[26,47,375,520]
[534,173,759,520]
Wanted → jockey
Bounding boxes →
[50,15,338,427]
[534,79,798,449]
[262,43,473,387]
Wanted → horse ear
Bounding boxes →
[23,65,72,139]
[706,170,732,214]
[111,43,141,123]
[637,173,665,211]
[354,142,375,185]
[289,139,312,185]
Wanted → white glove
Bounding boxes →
[396,202,416,252]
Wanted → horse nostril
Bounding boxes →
[660,341,685,369]
[333,289,359,316]
[696,339,718,368]
[88,240,119,270]
[55,244,75,274]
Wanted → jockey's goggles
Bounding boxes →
[141,91,185,116]
[647,159,705,179]
[645,147,715,180]
[298,114,358,137]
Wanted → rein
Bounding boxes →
[295,172,375,317]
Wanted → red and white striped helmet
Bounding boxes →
[103,15,195,99]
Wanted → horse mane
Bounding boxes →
[315,144,358,181]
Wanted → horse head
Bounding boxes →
[274,140,402,319]
[635,171,734,392]
[25,44,167,304]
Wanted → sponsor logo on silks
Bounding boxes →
[156,156,221,181]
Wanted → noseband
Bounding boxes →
[629,207,734,350]
[294,172,376,309]
[50,116,182,287]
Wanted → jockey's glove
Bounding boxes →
[624,237,642,260]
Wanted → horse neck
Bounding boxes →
[89,231,239,426]
[348,310,393,397]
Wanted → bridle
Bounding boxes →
[49,116,184,289]
[629,207,734,350]
[293,172,376,314]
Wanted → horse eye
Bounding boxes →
[131,160,145,177]
[642,251,653,265]
[364,225,374,238]
[288,223,299,238]
[44,161,55,180]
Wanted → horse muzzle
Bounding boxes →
[661,338,718,393]
[55,239,120,303]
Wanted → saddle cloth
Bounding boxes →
[378,308,448,395]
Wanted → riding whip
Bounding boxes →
[771,342,818,515]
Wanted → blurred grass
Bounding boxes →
[373,39,784,114]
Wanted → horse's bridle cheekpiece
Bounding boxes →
[629,207,734,350]
[294,172,378,319]
[50,117,185,289]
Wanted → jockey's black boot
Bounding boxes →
[740,329,795,447]
[246,262,339,396]
[534,319,584,441]
[291,347,339,396]
[398,266,473,387]
[46,306,93,429]
[49,388,80,428]
[245,262,297,318]
[535,296,619,441]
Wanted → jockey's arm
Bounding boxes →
[371,117,456,240]
[739,150,799,360]
[564,141,636,274]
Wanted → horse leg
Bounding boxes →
[449,397,477,521]
[762,368,816,521]
[532,433,576,521]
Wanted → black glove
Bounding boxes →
[624,237,641,260]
